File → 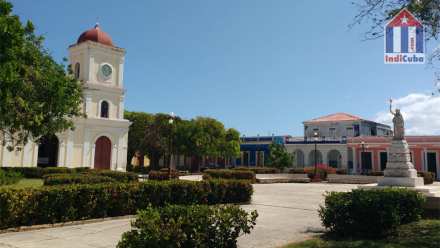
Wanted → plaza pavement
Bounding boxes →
[0,182,357,248]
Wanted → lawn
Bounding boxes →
[284,220,440,248]
[0,178,43,189]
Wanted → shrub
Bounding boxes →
[0,179,253,229]
[289,168,306,174]
[148,170,180,180]
[88,170,138,183]
[117,204,258,248]
[319,188,426,238]
[233,167,280,174]
[203,169,256,182]
[418,171,435,185]
[129,166,151,174]
[304,164,336,180]
[43,174,116,186]
[0,170,22,186]
[0,167,90,178]
[336,169,347,175]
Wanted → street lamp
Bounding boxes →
[168,112,175,179]
[360,141,368,174]
[313,131,320,182]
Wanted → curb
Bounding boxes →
[0,215,134,234]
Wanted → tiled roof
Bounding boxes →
[304,113,362,123]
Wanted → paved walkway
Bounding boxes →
[0,183,357,248]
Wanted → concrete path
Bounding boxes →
[0,183,357,248]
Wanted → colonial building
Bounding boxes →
[0,24,130,170]
[239,112,440,180]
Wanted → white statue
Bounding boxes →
[389,99,404,140]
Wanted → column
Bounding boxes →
[118,95,125,119]
[65,131,74,167]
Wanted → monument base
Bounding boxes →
[378,176,424,187]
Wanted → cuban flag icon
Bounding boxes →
[384,8,424,64]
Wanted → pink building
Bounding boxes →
[348,136,440,179]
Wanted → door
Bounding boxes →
[380,152,388,171]
[37,135,59,167]
[427,152,437,178]
[361,152,372,172]
[94,136,111,170]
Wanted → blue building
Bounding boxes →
[237,135,290,166]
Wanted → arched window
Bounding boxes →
[100,101,109,118]
[74,63,80,79]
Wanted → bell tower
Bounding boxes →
[60,24,130,170]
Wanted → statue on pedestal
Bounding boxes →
[377,99,423,187]
[389,99,404,140]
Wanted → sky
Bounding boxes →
[10,0,440,136]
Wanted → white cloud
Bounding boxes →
[375,93,440,135]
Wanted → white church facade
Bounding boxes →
[0,24,130,171]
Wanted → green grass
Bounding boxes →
[284,220,440,248]
[0,178,43,189]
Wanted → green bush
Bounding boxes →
[148,170,180,180]
[289,168,306,174]
[88,170,138,183]
[319,188,426,238]
[0,167,90,178]
[203,169,255,182]
[43,174,116,186]
[0,179,253,229]
[117,204,258,248]
[0,170,22,186]
[233,167,280,174]
[129,166,151,174]
[418,171,435,185]
[335,169,347,175]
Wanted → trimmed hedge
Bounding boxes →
[319,188,426,238]
[118,204,258,248]
[0,179,253,229]
[43,174,116,186]
[233,167,280,174]
[87,170,138,183]
[0,167,90,178]
[148,170,180,180]
[0,170,22,186]
[203,169,256,182]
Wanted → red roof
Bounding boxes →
[387,8,422,27]
[304,113,362,123]
[77,24,113,47]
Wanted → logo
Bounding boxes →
[384,8,424,64]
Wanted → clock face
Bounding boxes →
[101,64,112,78]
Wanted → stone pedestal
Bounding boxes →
[378,139,424,187]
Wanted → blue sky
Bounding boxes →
[11,0,439,136]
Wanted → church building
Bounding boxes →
[0,24,130,171]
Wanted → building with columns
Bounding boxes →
[0,24,130,171]
[239,112,440,180]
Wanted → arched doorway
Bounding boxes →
[294,149,305,167]
[308,150,323,166]
[327,150,342,168]
[37,135,59,167]
[94,136,111,170]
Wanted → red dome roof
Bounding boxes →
[77,24,113,46]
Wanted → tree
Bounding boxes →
[0,0,83,150]
[219,128,241,165]
[266,143,292,170]
[351,0,440,64]
[143,113,180,170]
[124,111,153,166]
